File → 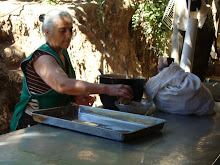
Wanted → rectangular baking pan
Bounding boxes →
[32,105,166,141]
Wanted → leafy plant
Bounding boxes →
[97,0,105,31]
[130,0,170,57]
[42,0,60,5]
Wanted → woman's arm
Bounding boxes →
[33,55,133,99]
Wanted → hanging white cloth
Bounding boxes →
[145,63,215,115]
[175,0,209,31]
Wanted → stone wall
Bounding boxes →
[1,1,145,78]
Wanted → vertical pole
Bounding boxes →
[187,0,191,19]
[102,1,106,75]
[171,1,181,64]
[171,0,184,65]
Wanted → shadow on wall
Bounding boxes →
[67,1,145,77]
[0,27,25,134]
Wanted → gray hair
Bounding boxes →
[41,9,73,41]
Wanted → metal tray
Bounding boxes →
[32,105,166,141]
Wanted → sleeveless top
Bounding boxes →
[10,44,76,131]
[25,50,52,115]
[24,49,73,115]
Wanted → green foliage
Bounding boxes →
[130,0,170,57]
[42,0,60,5]
[96,0,105,31]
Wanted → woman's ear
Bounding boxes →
[45,29,50,38]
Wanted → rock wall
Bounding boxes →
[0,0,158,134]
[0,42,25,134]
[1,1,145,78]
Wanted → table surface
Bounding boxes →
[0,102,220,165]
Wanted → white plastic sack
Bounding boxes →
[145,63,215,115]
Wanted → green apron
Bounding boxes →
[10,44,76,132]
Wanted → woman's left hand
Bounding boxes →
[75,95,95,106]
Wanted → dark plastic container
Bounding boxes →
[99,74,146,110]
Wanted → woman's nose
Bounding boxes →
[66,29,72,38]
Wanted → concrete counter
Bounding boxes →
[0,102,219,165]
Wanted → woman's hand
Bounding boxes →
[75,95,95,106]
[106,84,133,99]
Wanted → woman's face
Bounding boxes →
[47,16,73,50]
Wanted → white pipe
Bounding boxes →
[180,18,198,72]
[180,0,198,72]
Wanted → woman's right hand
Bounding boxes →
[75,95,95,106]
[106,84,133,99]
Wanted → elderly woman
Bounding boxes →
[10,9,133,132]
